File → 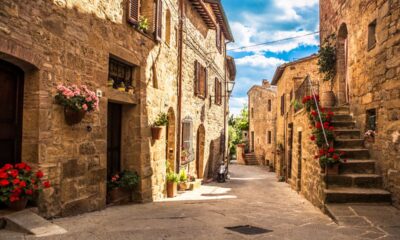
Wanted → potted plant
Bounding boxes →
[151,112,168,140]
[137,16,149,33]
[166,171,179,198]
[117,82,126,92]
[107,170,140,204]
[318,147,345,175]
[318,34,337,108]
[291,99,303,112]
[0,163,51,211]
[107,78,114,87]
[55,84,99,125]
[178,169,188,191]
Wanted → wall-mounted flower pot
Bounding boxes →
[64,107,86,125]
[8,198,28,211]
[320,91,336,108]
[167,182,177,198]
[326,164,339,175]
[151,127,162,140]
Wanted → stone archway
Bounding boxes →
[196,124,205,178]
[166,107,176,172]
[337,23,349,105]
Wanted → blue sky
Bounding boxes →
[222,0,320,115]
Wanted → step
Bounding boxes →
[332,114,353,121]
[334,129,361,139]
[324,187,391,203]
[337,148,370,159]
[331,121,356,129]
[326,174,382,188]
[330,106,350,112]
[335,139,364,148]
[340,160,376,174]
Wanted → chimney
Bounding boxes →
[262,79,270,88]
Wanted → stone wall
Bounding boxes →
[248,83,277,166]
[320,0,400,207]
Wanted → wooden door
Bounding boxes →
[0,60,24,166]
[107,102,122,179]
[287,123,293,180]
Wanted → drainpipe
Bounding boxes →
[176,0,184,173]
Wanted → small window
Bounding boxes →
[154,0,163,41]
[127,0,140,25]
[108,57,135,90]
[216,25,222,53]
[251,107,254,118]
[268,131,272,144]
[214,78,222,105]
[268,99,272,112]
[194,61,207,99]
[281,94,285,116]
[165,9,171,45]
[368,20,377,50]
[366,109,377,131]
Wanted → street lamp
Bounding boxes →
[226,80,235,95]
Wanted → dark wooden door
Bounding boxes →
[0,60,24,167]
[107,102,122,179]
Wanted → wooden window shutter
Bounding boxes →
[281,94,285,116]
[127,0,140,25]
[214,78,218,104]
[216,25,221,52]
[194,61,200,96]
[155,0,163,41]
[204,67,208,97]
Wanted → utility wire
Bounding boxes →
[227,31,319,51]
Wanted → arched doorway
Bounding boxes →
[196,124,205,178]
[337,23,349,105]
[166,108,176,172]
[0,60,24,166]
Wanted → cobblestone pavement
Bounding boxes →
[1,164,399,240]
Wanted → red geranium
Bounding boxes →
[0,172,8,179]
[310,135,316,141]
[36,171,44,179]
[315,122,322,129]
[43,181,51,188]
[8,170,18,178]
[328,147,335,153]
[0,179,10,187]
[311,110,317,117]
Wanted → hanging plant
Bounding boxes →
[318,34,337,91]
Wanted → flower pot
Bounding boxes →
[8,198,28,211]
[151,127,163,140]
[107,187,131,204]
[178,182,188,191]
[64,107,86,125]
[326,164,339,175]
[167,182,177,198]
[320,91,336,108]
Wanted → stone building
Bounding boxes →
[319,0,400,207]
[0,0,234,217]
[247,80,277,166]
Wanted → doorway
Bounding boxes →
[166,108,176,172]
[287,123,294,180]
[107,102,122,180]
[196,125,205,178]
[251,131,255,152]
[0,60,24,166]
[337,23,349,105]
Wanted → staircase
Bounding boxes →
[324,106,391,203]
[244,153,259,165]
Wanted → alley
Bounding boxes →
[2,164,398,240]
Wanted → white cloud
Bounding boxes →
[229,97,248,116]
[236,54,285,68]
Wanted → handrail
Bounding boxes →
[307,76,330,148]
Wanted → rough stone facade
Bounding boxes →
[0,0,234,217]
[248,80,277,166]
[320,0,400,207]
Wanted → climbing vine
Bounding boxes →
[318,34,337,90]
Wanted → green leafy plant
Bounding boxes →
[318,34,337,91]
[179,169,188,182]
[291,99,303,111]
[107,170,140,191]
[55,84,99,112]
[138,16,149,32]
[166,171,179,183]
[153,112,168,126]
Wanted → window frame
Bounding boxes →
[194,61,208,99]
[368,19,377,51]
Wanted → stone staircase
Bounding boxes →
[324,106,391,203]
[244,153,259,165]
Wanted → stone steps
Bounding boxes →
[334,139,364,148]
[336,148,370,159]
[340,159,376,174]
[326,173,382,188]
[244,154,258,165]
[324,187,391,203]
[332,114,353,121]
[334,129,361,139]
[331,121,356,129]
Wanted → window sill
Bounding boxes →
[367,43,376,51]
[106,88,138,105]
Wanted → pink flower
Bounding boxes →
[82,104,88,111]
[85,97,92,102]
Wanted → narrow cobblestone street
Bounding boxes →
[2,164,399,240]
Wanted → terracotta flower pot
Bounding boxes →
[326,164,339,175]
[107,187,131,204]
[151,127,162,140]
[178,182,188,191]
[8,198,28,211]
[64,107,86,125]
[167,182,177,198]
[320,91,336,108]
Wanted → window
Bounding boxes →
[216,25,221,53]
[268,131,272,144]
[366,109,377,131]
[154,0,163,41]
[368,19,377,50]
[127,0,140,25]
[194,61,208,99]
[281,94,285,116]
[268,99,272,112]
[108,57,134,90]
[165,9,171,45]
[215,78,222,105]
[251,107,254,118]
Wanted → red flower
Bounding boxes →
[316,122,322,129]
[2,164,13,171]
[340,151,345,156]
[315,95,320,101]
[10,196,20,202]
[311,111,317,117]
[25,165,31,171]
[13,178,20,185]
[15,163,26,170]
[31,178,35,184]
[329,126,335,131]
[19,181,26,188]
[328,111,334,117]
[12,188,21,195]
[0,172,8,179]
[319,149,325,155]
[328,147,334,153]
[8,169,18,178]
[43,181,51,188]
[323,122,330,129]
[36,171,44,179]
[333,154,339,160]
[0,179,10,187]
[310,135,316,141]
[25,189,33,195]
